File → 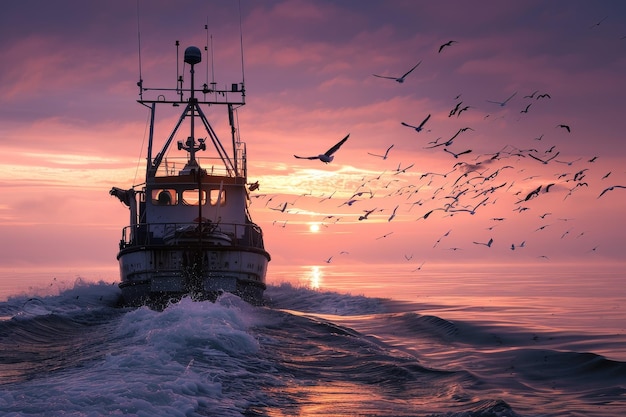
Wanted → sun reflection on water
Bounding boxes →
[304,265,323,289]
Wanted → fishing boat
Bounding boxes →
[109,44,270,306]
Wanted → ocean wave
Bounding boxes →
[0,280,624,416]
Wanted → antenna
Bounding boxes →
[136,0,143,98]
[210,35,215,86]
[204,22,216,94]
[204,22,210,91]
[176,40,180,86]
[176,40,183,101]
[238,0,246,87]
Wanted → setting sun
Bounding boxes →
[1,3,626,417]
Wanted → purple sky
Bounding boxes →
[1,1,625,278]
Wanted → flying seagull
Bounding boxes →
[401,114,431,132]
[449,101,463,117]
[528,151,560,164]
[590,15,608,29]
[359,207,378,221]
[486,92,517,106]
[372,61,421,83]
[393,162,415,175]
[368,144,394,159]
[473,238,493,247]
[438,40,457,53]
[556,124,571,133]
[270,202,288,212]
[524,185,542,201]
[598,185,626,198]
[294,134,349,163]
[443,148,472,158]
[387,205,399,222]
[524,90,539,98]
[248,181,260,192]
[425,127,473,149]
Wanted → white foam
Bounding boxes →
[0,292,271,416]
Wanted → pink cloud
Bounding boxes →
[0,0,625,283]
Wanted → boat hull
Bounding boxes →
[117,244,269,307]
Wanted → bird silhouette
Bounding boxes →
[444,148,472,158]
[270,202,288,212]
[523,185,542,201]
[375,232,394,240]
[372,61,421,83]
[368,144,394,159]
[528,151,560,164]
[412,261,425,272]
[438,40,458,53]
[524,90,539,98]
[457,105,470,117]
[294,134,349,163]
[433,229,452,247]
[358,207,377,221]
[247,181,260,191]
[388,205,399,222]
[393,163,415,175]
[473,238,493,247]
[425,127,473,149]
[510,241,526,250]
[449,101,463,117]
[597,185,626,198]
[486,92,517,106]
[590,16,608,29]
[401,114,431,132]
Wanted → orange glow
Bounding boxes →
[306,265,322,289]
[0,1,625,289]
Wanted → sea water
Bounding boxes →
[0,263,624,416]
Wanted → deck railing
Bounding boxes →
[119,220,265,251]
[155,140,247,178]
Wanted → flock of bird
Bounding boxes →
[252,33,624,270]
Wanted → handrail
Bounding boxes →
[155,154,246,178]
[119,220,264,250]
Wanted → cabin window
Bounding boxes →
[210,189,226,206]
[182,189,207,205]
[152,189,177,206]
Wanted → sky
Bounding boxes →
[1,0,625,284]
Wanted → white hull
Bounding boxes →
[118,244,268,306]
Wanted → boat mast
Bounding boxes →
[181,46,203,167]
[179,47,206,228]
[138,43,246,179]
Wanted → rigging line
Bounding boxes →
[210,34,215,85]
[233,107,241,144]
[133,108,151,188]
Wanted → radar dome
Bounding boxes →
[184,46,202,65]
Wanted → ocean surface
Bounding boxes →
[0,263,625,416]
